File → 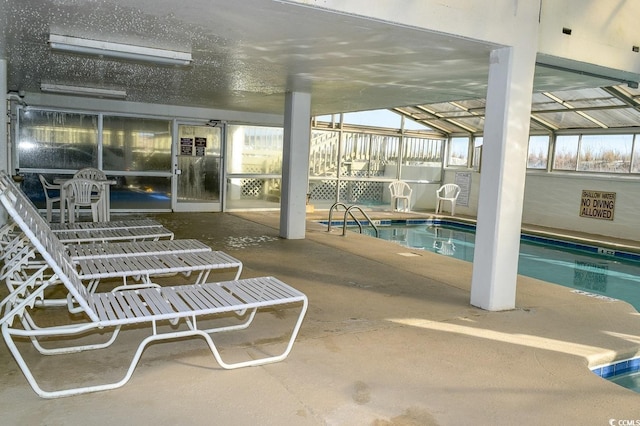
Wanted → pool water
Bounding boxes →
[592,357,640,393]
[357,222,640,311]
[609,371,640,392]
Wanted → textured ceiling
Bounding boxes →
[0,0,622,116]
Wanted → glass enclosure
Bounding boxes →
[527,135,550,169]
[577,134,632,173]
[553,135,579,171]
[225,125,283,209]
[448,137,469,167]
[17,108,172,211]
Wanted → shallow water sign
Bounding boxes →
[580,190,615,220]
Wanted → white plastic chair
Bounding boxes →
[436,183,461,216]
[74,167,106,180]
[63,178,104,223]
[38,175,61,222]
[389,180,412,212]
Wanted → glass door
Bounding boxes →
[173,123,223,212]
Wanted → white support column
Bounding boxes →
[0,59,8,226]
[470,45,537,311]
[280,91,311,239]
[0,59,7,173]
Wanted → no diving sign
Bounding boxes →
[580,190,615,221]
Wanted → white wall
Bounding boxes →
[404,169,482,214]
[21,93,283,127]
[429,168,640,241]
[538,1,640,76]
[522,173,640,241]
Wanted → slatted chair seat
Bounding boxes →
[54,226,175,244]
[88,277,302,325]
[49,219,164,231]
[0,171,308,399]
[75,250,243,290]
[66,239,211,260]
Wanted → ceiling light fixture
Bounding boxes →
[40,83,127,99]
[48,34,192,66]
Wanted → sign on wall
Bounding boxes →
[579,190,616,220]
[454,171,471,207]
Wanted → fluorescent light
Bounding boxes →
[40,83,127,99]
[48,34,192,66]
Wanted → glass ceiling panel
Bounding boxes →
[529,121,550,132]
[587,108,640,128]
[389,83,640,135]
[451,117,484,132]
[451,99,486,111]
[423,102,461,113]
[531,92,569,111]
[394,106,434,121]
[615,85,640,102]
[534,111,602,129]
[422,119,468,134]
[549,88,615,102]
[551,89,624,109]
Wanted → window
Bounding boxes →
[527,135,550,169]
[341,132,386,178]
[226,125,283,209]
[553,135,579,170]
[448,137,469,167]
[102,116,172,172]
[577,134,632,173]
[309,130,339,178]
[227,125,283,174]
[472,137,483,171]
[402,136,442,166]
[400,136,444,181]
[18,110,98,170]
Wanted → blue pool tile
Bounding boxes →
[629,358,640,371]
[615,361,630,375]
[601,365,616,378]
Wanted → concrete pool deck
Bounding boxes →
[1,210,639,425]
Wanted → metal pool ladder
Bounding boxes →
[327,202,379,237]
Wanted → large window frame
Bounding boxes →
[16,106,174,212]
[550,131,639,174]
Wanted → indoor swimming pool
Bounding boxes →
[345,219,640,312]
[349,219,640,393]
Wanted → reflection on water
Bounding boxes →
[360,224,640,311]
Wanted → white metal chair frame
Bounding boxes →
[0,174,241,294]
[38,175,61,222]
[389,180,412,212]
[49,219,176,243]
[436,183,461,216]
[0,172,308,399]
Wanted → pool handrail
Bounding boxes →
[327,202,379,237]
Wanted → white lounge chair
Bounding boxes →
[0,173,308,398]
[0,174,243,292]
